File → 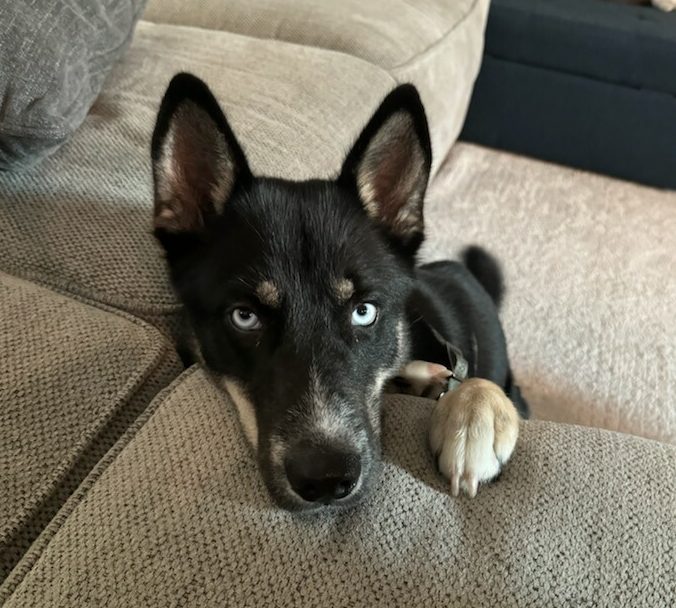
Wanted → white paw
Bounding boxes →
[429,378,519,497]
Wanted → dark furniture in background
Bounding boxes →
[461,0,676,189]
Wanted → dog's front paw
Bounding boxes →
[429,378,519,497]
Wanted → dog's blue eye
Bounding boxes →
[231,307,262,331]
[351,303,378,327]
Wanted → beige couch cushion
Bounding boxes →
[3,367,674,606]
[143,0,479,68]
[0,21,394,336]
[423,143,676,444]
[142,0,490,174]
[0,273,181,581]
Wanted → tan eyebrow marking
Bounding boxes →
[256,280,281,308]
[334,278,355,303]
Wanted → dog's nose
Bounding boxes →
[284,441,361,504]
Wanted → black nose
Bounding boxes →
[285,441,361,504]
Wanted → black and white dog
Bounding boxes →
[151,74,528,511]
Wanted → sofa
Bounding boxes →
[1,1,674,606]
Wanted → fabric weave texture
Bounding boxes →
[0,273,181,580]
[4,367,674,607]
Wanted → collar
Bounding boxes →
[438,342,469,399]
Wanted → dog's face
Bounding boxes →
[151,74,431,511]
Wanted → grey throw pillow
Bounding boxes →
[0,0,146,170]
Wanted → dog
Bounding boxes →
[150,73,528,511]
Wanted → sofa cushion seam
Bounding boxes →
[482,52,676,96]
[0,359,192,603]
[0,265,181,317]
[389,0,483,71]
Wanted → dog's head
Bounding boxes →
[151,73,432,511]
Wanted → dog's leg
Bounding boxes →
[387,360,452,399]
[429,378,519,497]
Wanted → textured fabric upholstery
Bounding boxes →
[143,0,479,68]
[0,272,181,581]
[0,0,147,169]
[424,143,676,444]
[2,367,674,606]
[0,21,394,336]
[2,6,673,604]
[142,0,490,174]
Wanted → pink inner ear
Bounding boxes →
[174,118,217,201]
[356,111,426,239]
[155,102,234,233]
[371,147,410,223]
[159,135,205,233]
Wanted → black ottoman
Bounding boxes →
[461,0,676,189]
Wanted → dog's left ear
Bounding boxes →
[339,84,431,254]
[151,73,251,237]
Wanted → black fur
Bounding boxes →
[462,245,504,308]
[408,257,529,418]
[151,74,527,511]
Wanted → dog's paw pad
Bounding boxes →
[429,378,519,497]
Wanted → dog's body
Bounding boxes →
[406,253,528,418]
[151,73,527,511]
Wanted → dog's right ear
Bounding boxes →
[338,84,431,256]
[151,73,251,237]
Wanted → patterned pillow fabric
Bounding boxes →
[0,0,146,170]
